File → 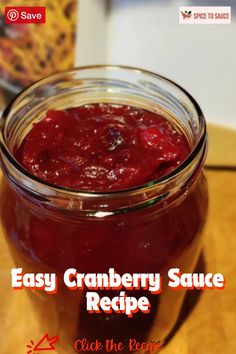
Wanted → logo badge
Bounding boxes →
[179,6,231,24]
[5,6,46,24]
[181,10,192,19]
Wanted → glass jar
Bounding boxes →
[0,66,208,353]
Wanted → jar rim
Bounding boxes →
[0,64,206,198]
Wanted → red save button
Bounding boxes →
[5,6,46,24]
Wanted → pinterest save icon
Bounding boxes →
[6,9,19,21]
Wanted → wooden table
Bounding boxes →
[0,125,236,354]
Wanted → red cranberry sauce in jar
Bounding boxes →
[15,103,190,191]
[1,103,207,346]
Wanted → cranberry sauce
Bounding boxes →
[0,103,208,351]
[15,104,189,191]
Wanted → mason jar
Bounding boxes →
[0,66,208,353]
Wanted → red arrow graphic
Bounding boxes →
[26,333,59,352]
[34,333,59,351]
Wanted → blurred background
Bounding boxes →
[77,0,236,129]
[0,0,77,101]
